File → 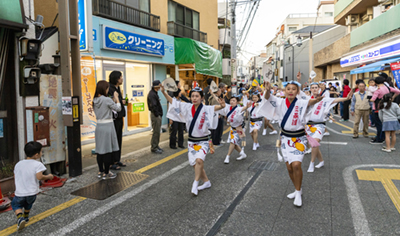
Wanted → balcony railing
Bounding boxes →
[93,0,160,32]
[167,21,207,44]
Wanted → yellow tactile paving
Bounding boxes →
[357,168,400,214]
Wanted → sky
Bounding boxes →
[219,0,321,64]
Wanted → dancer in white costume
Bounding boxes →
[247,92,264,150]
[161,86,226,196]
[219,96,251,164]
[258,81,323,207]
[305,82,353,172]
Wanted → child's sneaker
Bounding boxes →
[17,217,26,231]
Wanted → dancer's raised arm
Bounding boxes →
[160,84,173,104]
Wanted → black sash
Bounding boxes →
[280,98,297,129]
[280,128,306,137]
[189,103,203,138]
[227,105,237,118]
[250,117,263,122]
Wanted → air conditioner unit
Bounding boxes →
[345,14,360,25]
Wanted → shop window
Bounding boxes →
[325,12,333,17]
[125,63,150,131]
[168,0,200,29]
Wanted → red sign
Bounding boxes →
[390,62,400,71]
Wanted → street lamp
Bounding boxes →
[283,35,303,81]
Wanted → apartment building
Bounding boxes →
[314,0,400,85]
[265,1,335,83]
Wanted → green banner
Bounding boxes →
[132,103,145,112]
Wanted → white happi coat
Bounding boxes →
[257,95,311,164]
[219,105,245,145]
[306,96,337,140]
[247,101,263,133]
[167,99,218,166]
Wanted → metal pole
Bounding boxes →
[292,45,295,81]
[230,0,237,95]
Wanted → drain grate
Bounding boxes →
[71,171,148,200]
[248,161,278,171]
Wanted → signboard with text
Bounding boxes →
[391,62,400,87]
[78,0,87,51]
[132,103,145,112]
[341,38,400,67]
[103,26,165,57]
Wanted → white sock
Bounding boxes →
[287,188,302,199]
[191,180,199,195]
[307,162,315,172]
[253,143,257,150]
[197,181,211,190]
[315,161,324,168]
[224,155,230,164]
[293,190,302,207]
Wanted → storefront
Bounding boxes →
[341,36,400,86]
[80,16,175,143]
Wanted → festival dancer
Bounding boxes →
[306,82,353,172]
[247,92,263,150]
[258,81,323,207]
[219,96,251,164]
[161,86,225,196]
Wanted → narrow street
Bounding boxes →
[1,121,400,235]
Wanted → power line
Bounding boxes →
[238,0,260,49]
[237,1,256,45]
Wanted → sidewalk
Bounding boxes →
[81,129,175,170]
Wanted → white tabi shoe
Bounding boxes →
[197,181,211,191]
[324,131,330,136]
[305,148,312,154]
[253,143,257,150]
[191,180,199,196]
[307,162,315,172]
[224,156,230,164]
[293,190,302,207]
[315,161,324,168]
[237,151,247,160]
[287,188,302,199]
[269,130,278,135]
[256,143,260,148]
[262,129,267,136]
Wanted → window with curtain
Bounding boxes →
[168,1,176,21]
[176,4,184,25]
[193,11,199,30]
[122,0,150,12]
[168,0,200,29]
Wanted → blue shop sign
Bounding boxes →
[78,0,87,51]
[341,38,400,67]
[103,26,164,57]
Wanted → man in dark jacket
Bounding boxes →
[108,71,126,169]
[148,80,163,154]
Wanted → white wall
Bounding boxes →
[40,32,59,64]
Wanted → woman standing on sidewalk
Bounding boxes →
[379,94,400,152]
[258,81,323,207]
[306,82,353,173]
[219,96,251,164]
[93,80,121,179]
[160,85,226,196]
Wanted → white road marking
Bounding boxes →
[325,126,353,137]
[343,164,400,236]
[50,161,190,236]
[320,141,348,145]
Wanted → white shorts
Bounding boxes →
[188,141,209,166]
[307,124,325,141]
[249,120,263,133]
[281,135,308,164]
[229,128,244,145]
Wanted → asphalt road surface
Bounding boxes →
[1,120,400,236]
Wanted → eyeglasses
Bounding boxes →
[191,87,203,92]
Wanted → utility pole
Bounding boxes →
[230,0,237,95]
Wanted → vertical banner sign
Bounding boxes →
[80,56,97,138]
[78,0,87,51]
[390,62,400,87]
